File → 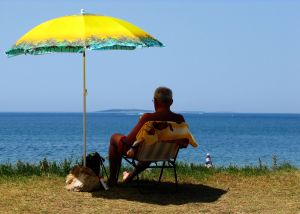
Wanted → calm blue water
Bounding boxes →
[0,112,300,167]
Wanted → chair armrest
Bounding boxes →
[126,139,144,158]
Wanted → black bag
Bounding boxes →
[86,152,105,176]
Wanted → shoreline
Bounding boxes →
[1,111,300,115]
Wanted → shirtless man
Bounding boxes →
[108,86,185,186]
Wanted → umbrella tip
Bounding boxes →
[81,9,86,14]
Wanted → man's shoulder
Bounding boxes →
[141,112,185,123]
[172,112,185,123]
[176,113,185,123]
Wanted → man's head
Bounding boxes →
[153,87,173,109]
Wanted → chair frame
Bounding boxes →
[122,138,188,192]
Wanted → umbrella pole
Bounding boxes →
[83,48,87,167]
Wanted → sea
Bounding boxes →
[0,112,300,167]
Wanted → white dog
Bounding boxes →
[65,165,101,192]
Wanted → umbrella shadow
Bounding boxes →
[91,181,227,205]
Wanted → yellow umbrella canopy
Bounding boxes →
[6,11,163,56]
[6,10,164,166]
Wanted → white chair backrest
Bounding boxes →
[136,140,181,162]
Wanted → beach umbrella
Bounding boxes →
[5,9,164,166]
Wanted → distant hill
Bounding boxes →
[96,109,151,114]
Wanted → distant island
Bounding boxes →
[96,109,151,114]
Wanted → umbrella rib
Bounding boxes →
[108,18,151,48]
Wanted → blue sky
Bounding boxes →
[1,0,300,113]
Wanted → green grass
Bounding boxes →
[129,161,298,183]
[0,158,73,177]
[0,158,298,180]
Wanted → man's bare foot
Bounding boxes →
[122,171,131,183]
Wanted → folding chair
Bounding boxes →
[122,138,189,192]
[121,121,197,192]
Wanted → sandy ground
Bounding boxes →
[0,171,299,213]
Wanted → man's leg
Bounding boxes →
[108,133,124,186]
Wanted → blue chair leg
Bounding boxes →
[173,163,178,191]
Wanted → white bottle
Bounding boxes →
[99,177,109,190]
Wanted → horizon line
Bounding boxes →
[0,111,300,115]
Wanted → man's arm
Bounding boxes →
[126,113,151,145]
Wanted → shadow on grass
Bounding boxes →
[91,181,227,205]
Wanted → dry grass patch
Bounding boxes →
[0,170,299,214]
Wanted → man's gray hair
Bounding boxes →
[154,87,173,103]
